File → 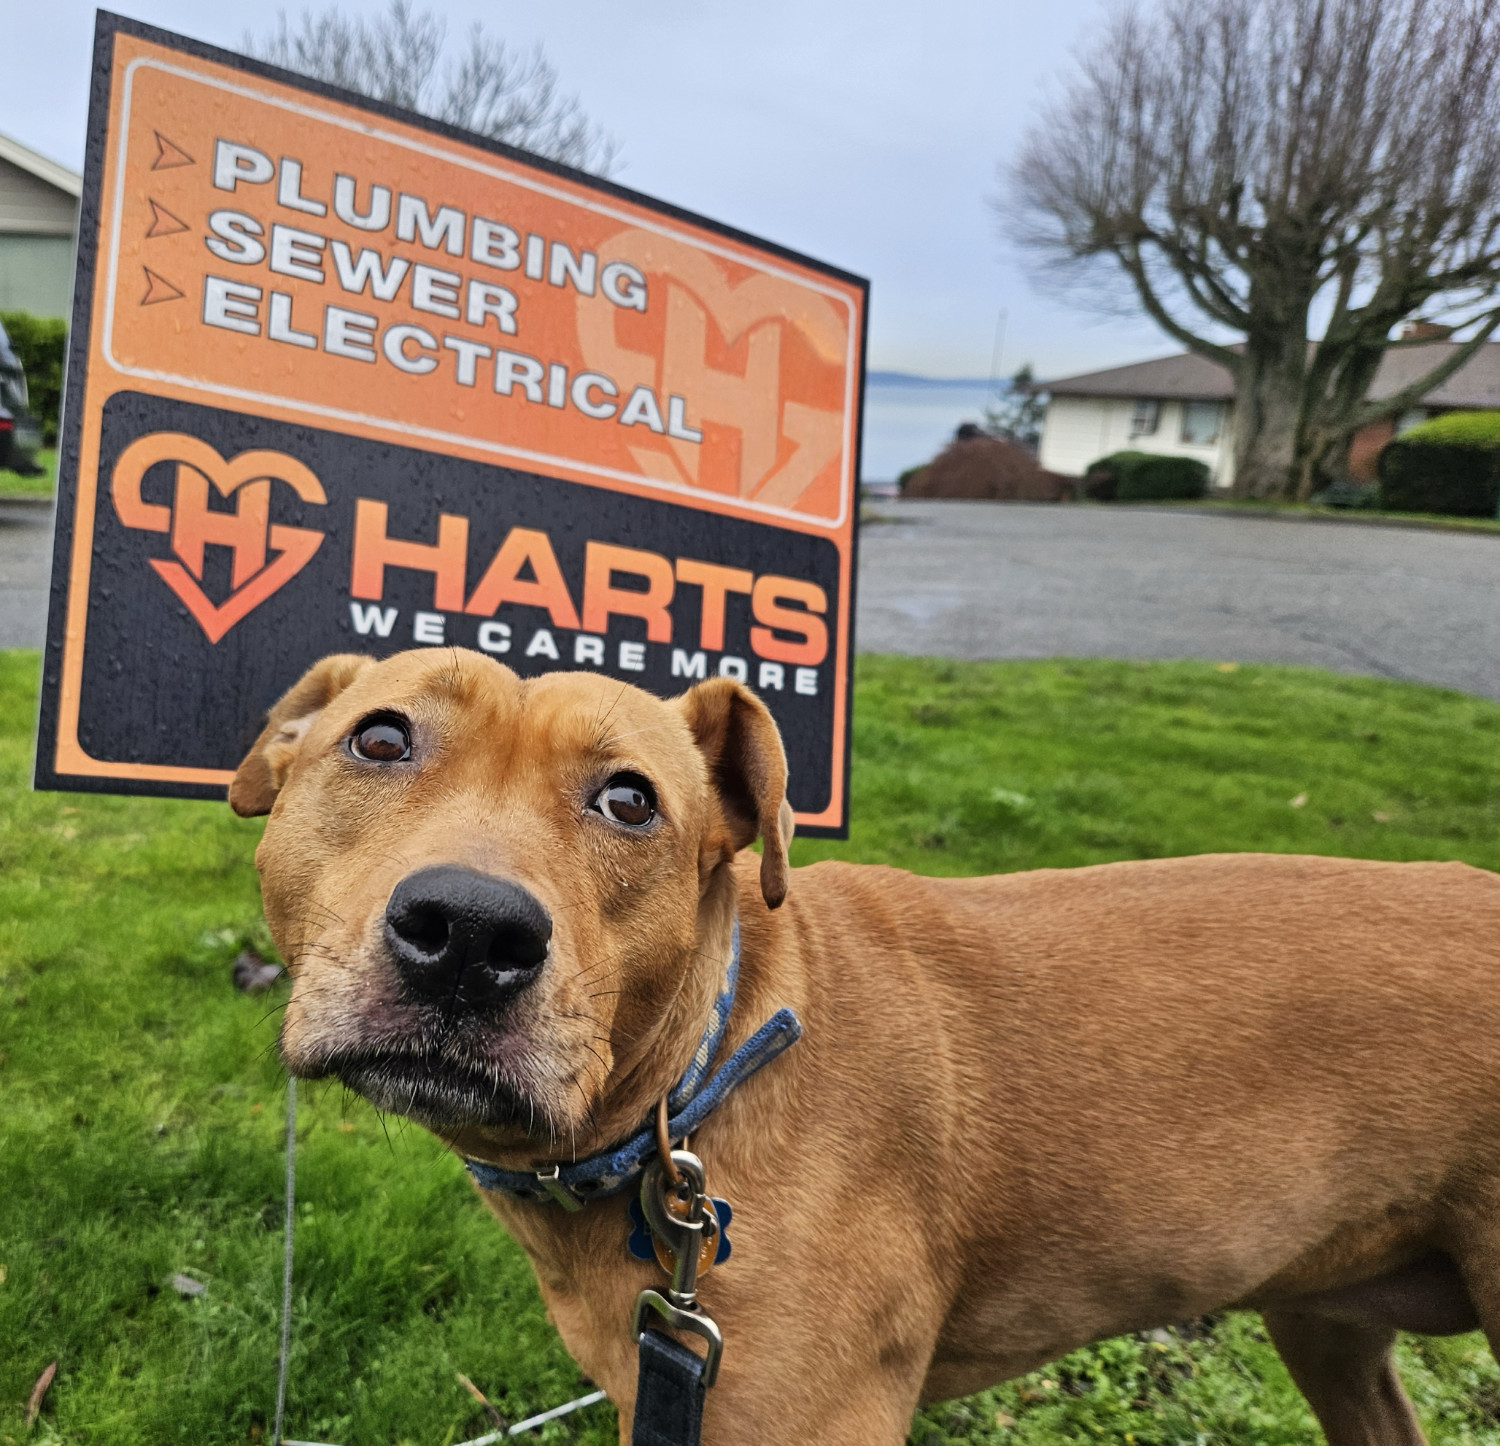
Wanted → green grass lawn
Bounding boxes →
[5,650,1500,1445]
[0,448,56,500]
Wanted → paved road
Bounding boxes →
[857,501,1500,700]
[4,497,1499,699]
[0,500,52,650]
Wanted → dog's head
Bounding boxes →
[232,649,791,1152]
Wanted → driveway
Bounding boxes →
[0,500,52,650]
[4,497,1499,700]
[856,501,1500,700]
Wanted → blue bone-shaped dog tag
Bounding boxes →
[628,1194,732,1265]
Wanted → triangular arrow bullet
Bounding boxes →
[151,132,195,170]
[145,199,189,238]
[141,268,185,305]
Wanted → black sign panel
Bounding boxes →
[67,392,840,814]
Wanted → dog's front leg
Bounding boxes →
[671,1256,940,1445]
[533,1247,937,1444]
[598,1337,928,1445]
[542,1285,931,1445]
[694,1367,926,1446]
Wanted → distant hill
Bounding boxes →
[866,370,1002,389]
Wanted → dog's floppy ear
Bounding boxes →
[229,654,373,817]
[676,677,793,909]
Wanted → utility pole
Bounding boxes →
[987,308,1009,406]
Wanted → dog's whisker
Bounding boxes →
[593,725,655,748]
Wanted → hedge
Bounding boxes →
[0,311,66,445]
[1395,410,1500,448]
[1377,410,1500,517]
[1083,450,1210,502]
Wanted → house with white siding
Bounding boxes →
[0,130,81,318]
[1036,341,1500,488]
[1039,353,1234,486]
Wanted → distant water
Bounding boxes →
[860,373,1002,483]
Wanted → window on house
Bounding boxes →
[1129,399,1161,437]
[1181,400,1224,445]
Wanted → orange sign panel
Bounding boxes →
[38,14,867,834]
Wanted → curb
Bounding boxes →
[1126,503,1500,538]
[866,498,1500,539]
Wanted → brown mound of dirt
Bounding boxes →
[904,435,1075,501]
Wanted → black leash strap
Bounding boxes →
[632,1329,707,1446]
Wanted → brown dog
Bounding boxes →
[234,646,1500,1445]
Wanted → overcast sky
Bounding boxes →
[0,0,1176,381]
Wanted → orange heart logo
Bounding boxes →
[111,433,327,643]
[576,229,849,513]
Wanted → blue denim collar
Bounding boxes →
[463,923,802,1207]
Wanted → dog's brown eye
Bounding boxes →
[351,714,411,763]
[595,775,655,827]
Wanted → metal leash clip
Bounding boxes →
[632,1148,724,1386]
[532,1163,584,1212]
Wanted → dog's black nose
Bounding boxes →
[384,866,551,1007]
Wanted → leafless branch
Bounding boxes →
[247,1,621,177]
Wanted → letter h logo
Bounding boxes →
[111,432,326,642]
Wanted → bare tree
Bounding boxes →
[248,1,620,177]
[1008,0,1500,499]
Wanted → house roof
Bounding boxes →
[1372,341,1500,409]
[0,131,82,199]
[1041,342,1500,411]
[1043,352,1235,402]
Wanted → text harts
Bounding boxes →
[349,505,829,697]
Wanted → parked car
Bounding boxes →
[0,319,44,477]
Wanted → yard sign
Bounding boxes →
[36,13,867,834]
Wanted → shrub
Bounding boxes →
[1377,410,1500,517]
[904,435,1074,501]
[1083,450,1210,502]
[0,311,67,444]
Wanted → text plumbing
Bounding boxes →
[348,501,830,696]
[199,140,704,439]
